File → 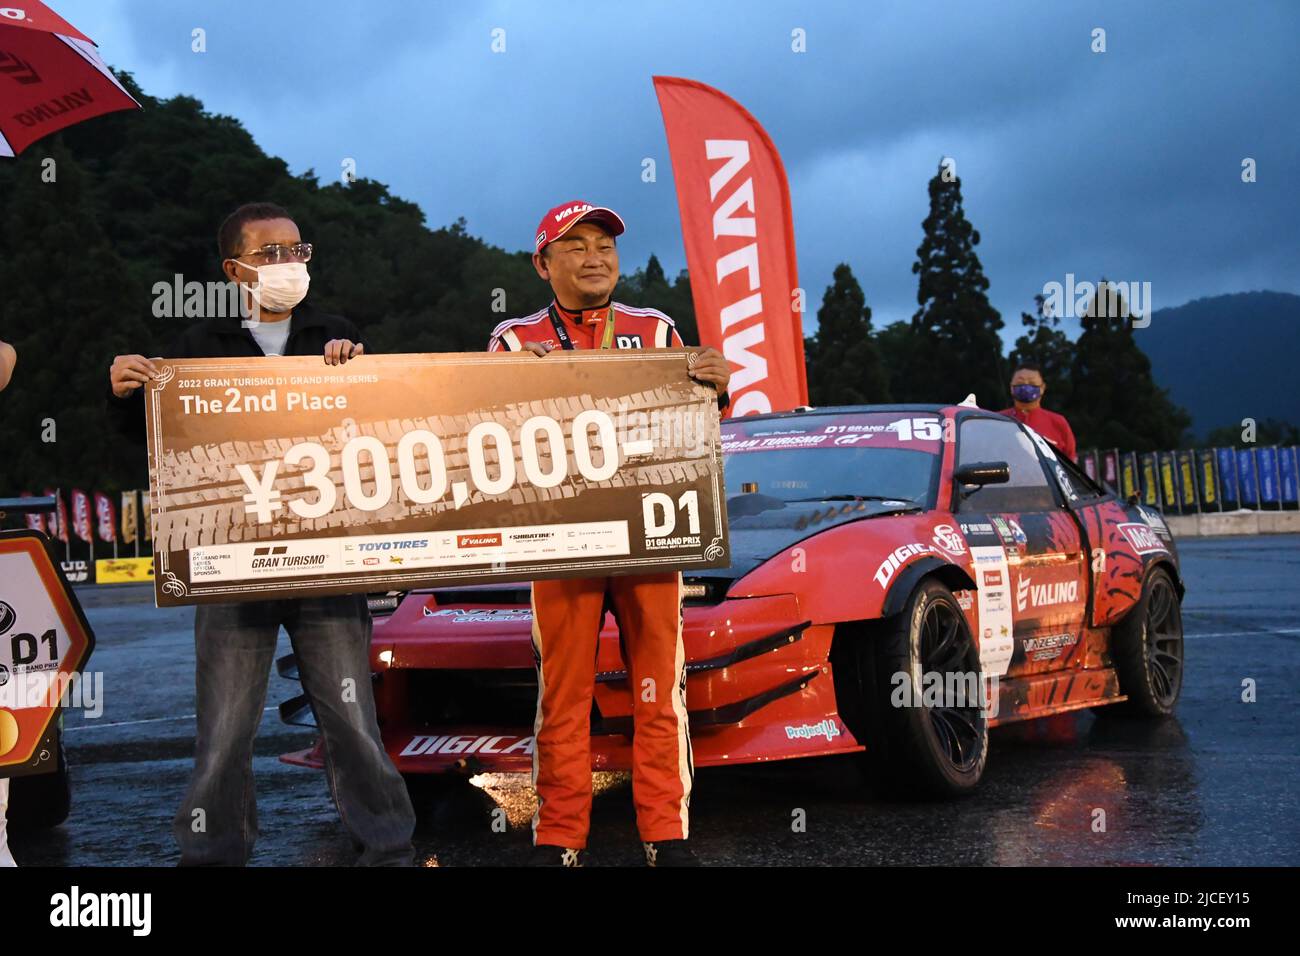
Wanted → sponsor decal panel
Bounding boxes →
[191,523,631,582]
[969,545,1013,676]
[991,516,1028,548]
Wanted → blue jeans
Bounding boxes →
[173,594,415,866]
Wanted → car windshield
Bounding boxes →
[721,412,944,508]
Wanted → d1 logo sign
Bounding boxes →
[0,530,95,778]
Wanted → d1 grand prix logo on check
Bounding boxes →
[143,351,729,606]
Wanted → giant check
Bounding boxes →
[143,350,729,606]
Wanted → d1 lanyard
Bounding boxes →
[548,302,617,350]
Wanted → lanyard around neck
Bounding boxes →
[548,302,616,350]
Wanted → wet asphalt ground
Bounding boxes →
[9,534,1299,867]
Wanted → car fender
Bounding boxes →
[729,515,978,625]
[880,556,979,618]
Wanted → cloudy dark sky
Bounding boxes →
[56,0,1300,338]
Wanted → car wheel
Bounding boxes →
[7,731,72,832]
[1096,566,1184,718]
[836,578,989,798]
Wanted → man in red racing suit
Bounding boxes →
[488,200,730,866]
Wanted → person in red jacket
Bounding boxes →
[999,362,1077,460]
[489,200,730,867]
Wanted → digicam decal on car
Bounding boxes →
[399,734,534,757]
[873,542,937,588]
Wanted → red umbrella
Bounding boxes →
[0,1,139,157]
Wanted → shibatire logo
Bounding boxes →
[49,886,152,936]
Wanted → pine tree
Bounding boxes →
[906,160,1005,406]
[875,320,922,404]
[804,264,889,405]
[1068,280,1191,450]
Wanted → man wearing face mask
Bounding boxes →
[999,362,1077,460]
[106,203,416,866]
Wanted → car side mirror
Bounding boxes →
[954,462,1010,486]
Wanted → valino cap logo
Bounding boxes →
[534,200,625,252]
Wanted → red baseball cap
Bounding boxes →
[534,200,625,253]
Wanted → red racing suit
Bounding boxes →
[488,300,693,847]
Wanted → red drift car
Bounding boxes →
[279,405,1185,796]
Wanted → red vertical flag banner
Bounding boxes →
[653,76,807,416]
[20,491,46,533]
[43,486,68,542]
[94,492,117,543]
[70,488,92,543]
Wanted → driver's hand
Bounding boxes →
[689,347,730,390]
[523,341,556,357]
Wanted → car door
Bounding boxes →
[953,416,1088,678]
[1046,446,1158,629]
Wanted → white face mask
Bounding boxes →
[242,261,310,314]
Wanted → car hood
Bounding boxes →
[707,495,919,583]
